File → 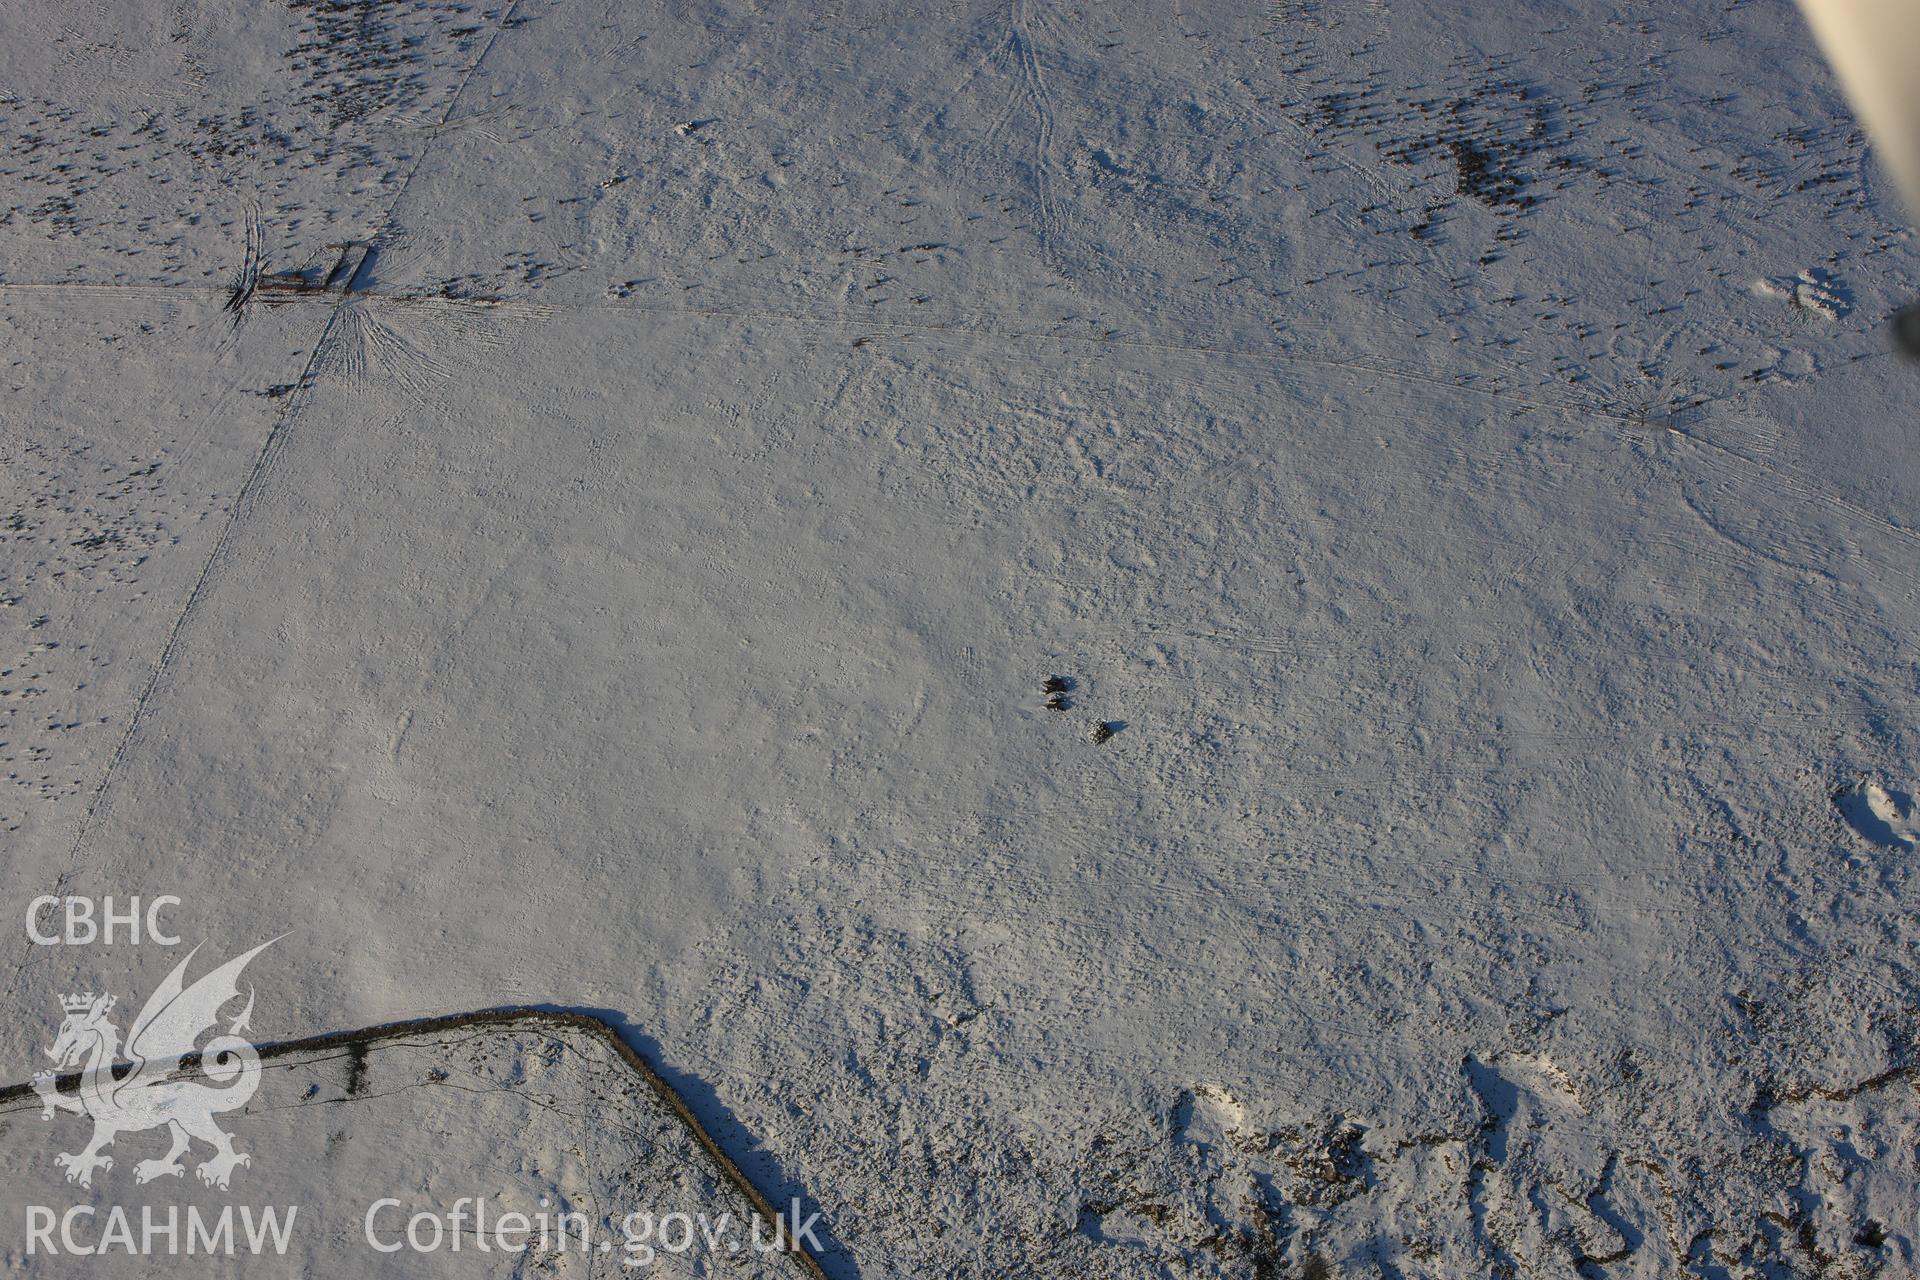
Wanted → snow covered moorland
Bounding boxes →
[1,0,1917,1275]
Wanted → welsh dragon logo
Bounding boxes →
[32,940,274,1190]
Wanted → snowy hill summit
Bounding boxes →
[1,0,1917,1275]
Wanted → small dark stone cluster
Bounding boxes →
[1039,675,1121,744]
[1042,674,1074,711]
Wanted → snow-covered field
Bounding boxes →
[2,0,1917,1275]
